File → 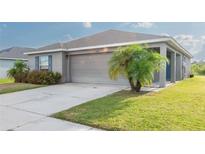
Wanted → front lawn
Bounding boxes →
[53,76,205,130]
[0,83,44,94]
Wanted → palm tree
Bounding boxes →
[109,44,167,92]
[7,60,29,83]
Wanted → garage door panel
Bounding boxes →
[70,53,128,85]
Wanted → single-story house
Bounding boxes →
[25,29,192,87]
[0,47,34,78]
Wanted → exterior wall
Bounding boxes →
[182,55,191,78]
[176,54,182,81]
[62,52,68,82]
[187,57,191,76]
[170,51,176,83]
[166,44,191,80]
[28,51,67,82]
[159,43,167,87]
[66,55,71,82]
[0,59,27,78]
[153,72,159,82]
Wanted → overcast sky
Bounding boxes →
[1,22,205,57]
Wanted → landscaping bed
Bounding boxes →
[0,60,61,94]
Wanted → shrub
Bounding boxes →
[53,72,62,83]
[7,61,29,83]
[26,70,41,84]
[26,70,62,85]
[190,74,194,78]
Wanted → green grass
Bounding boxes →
[53,76,205,130]
[0,83,44,94]
[0,78,14,84]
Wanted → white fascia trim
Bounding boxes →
[0,57,28,61]
[24,48,67,55]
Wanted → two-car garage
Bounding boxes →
[69,52,128,85]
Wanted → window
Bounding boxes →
[35,55,52,71]
[39,56,49,70]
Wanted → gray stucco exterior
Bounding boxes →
[28,51,67,82]
[28,48,129,84]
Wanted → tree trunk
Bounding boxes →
[128,77,135,91]
[135,80,141,92]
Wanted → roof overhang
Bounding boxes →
[24,38,193,58]
[24,48,67,55]
[0,57,28,61]
[167,38,193,58]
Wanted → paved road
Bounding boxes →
[0,83,126,131]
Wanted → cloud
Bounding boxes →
[124,22,154,28]
[135,22,154,28]
[64,34,73,40]
[194,45,205,61]
[83,22,92,28]
[60,33,73,42]
[173,34,205,60]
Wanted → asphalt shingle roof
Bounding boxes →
[37,29,169,51]
[0,47,35,59]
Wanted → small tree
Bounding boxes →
[7,60,29,83]
[109,44,167,92]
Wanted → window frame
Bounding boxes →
[39,55,49,71]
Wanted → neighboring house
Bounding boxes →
[0,47,34,78]
[25,29,193,87]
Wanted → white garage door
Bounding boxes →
[70,53,128,85]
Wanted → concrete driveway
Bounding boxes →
[0,83,126,131]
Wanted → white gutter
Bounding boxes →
[24,38,192,58]
[0,57,28,61]
[24,48,67,55]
